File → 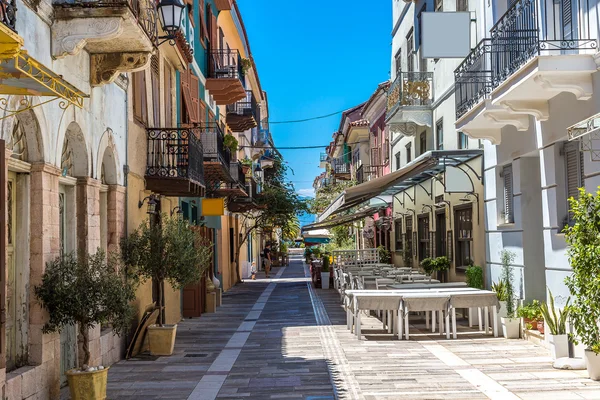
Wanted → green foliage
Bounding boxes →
[308,180,356,215]
[564,188,600,352]
[322,255,330,272]
[434,256,451,272]
[517,300,542,320]
[241,158,253,167]
[280,242,288,254]
[377,246,391,264]
[241,58,252,73]
[465,265,484,289]
[330,223,354,249]
[420,258,436,276]
[500,249,517,317]
[492,280,508,302]
[120,215,213,326]
[403,247,413,269]
[223,134,239,153]
[539,288,570,335]
[280,215,300,241]
[34,250,135,368]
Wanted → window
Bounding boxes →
[395,219,403,251]
[435,211,446,257]
[456,0,468,11]
[394,48,402,73]
[435,0,443,11]
[436,119,444,150]
[132,71,148,125]
[418,215,430,261]
[455,206,473,268]
[405,216,413,262]
[458,132,468,149]
[164,62,173,126]
[564,141,584,224]
[199,0,208,47]
[407,30,414,72]
[420,132,427,154]
[395,152,401,170]
[383,137,390,162]
[406,142,412,163]
[150,55,160,126]
[502,164,514,223]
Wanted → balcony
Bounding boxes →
[227,180,264,213]
[319,153,328,168]
[385,71,434,136]
[332,158,351,180]
[206,49,246,105]
[199,124,233,185]
[145,127,205,197]
[455,0,598,144]
[227,90,258,132]
[216,161,248,197]
[52,0,157,85]
[215,0,232,10]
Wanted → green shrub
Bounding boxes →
[492,279,508,301]
[465,265,484,289]
[539,288,570,335]
[434,256,451,272]
[500,249,517,317]
[377,246,391,264]
[517,300,541,320]
[420,258,435,276]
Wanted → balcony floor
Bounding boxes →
[145,176,205,197]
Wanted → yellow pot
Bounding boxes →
[147,324,177,356]
[66,367,109,400]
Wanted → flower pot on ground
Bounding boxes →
[466,265,484,289]
[120,215,213,356]
[549,334,569,359]
[537,320,545,334]
[585,350,600,380]
[499,250,519,338]
[34,251,135,400]
[501,317,521,339]
[434,256,450,283]
[539,288,571,360]
[517,300,542,331]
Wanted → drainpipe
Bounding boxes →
[124,74,129,236]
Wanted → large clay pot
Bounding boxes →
[501,317,520,339]
[585,349,600,380]
[66,367,109,400]
[147,324,177,356]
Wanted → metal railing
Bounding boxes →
[198,123,231,167]
[145,127,204,186]
[0,0,17,32]
[332,158,350,175]
[387,71,434,116]
[208,49,243,80]
[54,0,158,45]
[455,0,597,119]
[229,161,246,188]
[227,90,258,119]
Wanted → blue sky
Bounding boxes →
[237,0,391,218]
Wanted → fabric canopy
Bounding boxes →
[303,207,377,232]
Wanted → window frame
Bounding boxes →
[406,142,412,163]
[417,214,430,261]
[454,205,473,269]
[458,131,468,149]
[395,152,401,170]
[394,219,403,251]
[406,30,414,72]
[436,118,444,150]
[420,132,427,155]
[564,141,585,225]
[456,0,468,11]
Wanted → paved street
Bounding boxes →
[71,257,600,399]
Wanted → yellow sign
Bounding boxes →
[201,198,225,216]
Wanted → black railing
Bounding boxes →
[208,49,243,80]
[54,0,158,45]
[229,161,245,187]
[455,0,597,119]
[0,0,17,32]
[145,127,204,186]
[332,158,350,175]
[199,123,231,166]
[356,165,365,184]
[227,90,258,119]
[387,71,434,117]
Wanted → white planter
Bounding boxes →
[501,317,520,339]
[496,301,507,330]
[548,334,569,360]
[321,272,330,289]
[585,349,600,380]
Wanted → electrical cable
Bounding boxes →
[268,108,349,124]
[239,140,366,150]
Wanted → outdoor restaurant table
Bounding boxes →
[388,282,468,290]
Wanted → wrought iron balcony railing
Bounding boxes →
[454,0,597,120]
[229,161,246,188]
[226,90,258,122]
[387,71,434,116]
[145,127,204,187]
[54,0,158,45]
[1,0,17,32]
[332,158,350,175]
[208,49,243,81]
[199,123,231,167]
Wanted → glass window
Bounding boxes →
[406,142,412,163]
[395,152,401,170]
[458,132,468,149]
[455,206,473,268]
[436,119,444,150]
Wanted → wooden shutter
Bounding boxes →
[151,55,160,126]
[565,142,584,220]
[181,69,198,124]
[503,164,514,223]
[189,72,200,123]
[199,101,206,124]
[562,0,573,40]
[133,71,148,125]
[210,9,218,49]
[164,63,173,126]
[199,0,208,42]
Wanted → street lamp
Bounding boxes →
[157,0,186,46]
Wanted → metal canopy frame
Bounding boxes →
[568,112,600,161]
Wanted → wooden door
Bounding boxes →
[182,226,213,318]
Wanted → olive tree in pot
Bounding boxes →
[540,288,570,360]
[35,251,135,400]
[434,256,451,283]
[121,215,213,356]
[564,188,600,379]
[420,258,435,282]
[499,249,520,339]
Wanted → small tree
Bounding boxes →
[500,249,517,318]
[565,188,600,353]
[121,215,213,326]
[34,251,135,369]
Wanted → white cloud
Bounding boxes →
[297,188,315,198]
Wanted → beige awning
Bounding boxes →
[303,207,377,232]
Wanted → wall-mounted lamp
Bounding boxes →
[171,206,183,217]
[139,194,160,215]
[157,0,186,46]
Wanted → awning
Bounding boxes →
[0,51,87,109]
[303,207,377,232]
[317,149,483,220]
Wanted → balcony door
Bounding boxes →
[435,211,446,257]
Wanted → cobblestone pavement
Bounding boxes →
[62,257,600,399]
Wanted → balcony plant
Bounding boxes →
[120,215,213,356]
[499,249,520,339]
[564,188,600,378]
[34,250,135,400]
[465,265,484,289]
[540,288,570,360]
[223,134,239,154]
[241,157,252,175]
[241,58,252,73]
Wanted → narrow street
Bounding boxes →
[96,257,600,400]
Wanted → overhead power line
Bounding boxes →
[269,108,348,124]
[239,141,363,150]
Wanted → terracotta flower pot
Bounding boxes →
[537,320,545,334]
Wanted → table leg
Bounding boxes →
[478,307,483,331]
[388,311,393,334]
[484,306,489,335]
[452,308,457,339]
[346,308,352,331]
[356,310,362,340]
[392,311,398,336]
[439,311,444,337]
[404,310,410,340]
[492,305,498,337]
[426,311,430,329]
[445,310,451,339]
[382,310,387,330]
[432,311,436,333]
[398,309,403,340]
[468,308,473,328]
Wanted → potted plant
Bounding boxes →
[321,252,331,289]
[241,158,252,175]
[517,300,541,330]
[499,249,520,339]
[465,265,484,289]
[420,258,435,282]
[434,256,451,283]
[564,188,600,379]
[304,247,312,264]
[34,251,135,400]
[241,57,252,73]
[120,215,213,356]
[377,245,392,264]
[540,288,570,360]
[492,279,508,329]
[402,247,413,269]
[223,134,239,154]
